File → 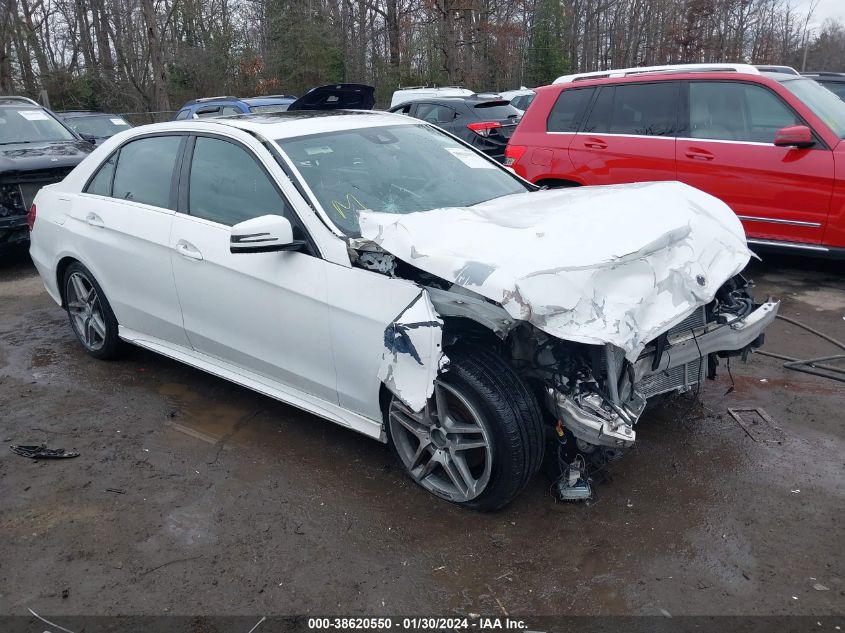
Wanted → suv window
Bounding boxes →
[689,81,799,143]
[112,135,182,208]
[415,103,458,124]
[584,82,678,136]
[188,136,289,226]
[195,105,221,118]
[85,153,117,196]
[220,106,241,116]
[174,109,191,120]
[547,88,594,132]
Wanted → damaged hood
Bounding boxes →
[359,181,753,361]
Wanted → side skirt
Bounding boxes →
[118,326,386,442]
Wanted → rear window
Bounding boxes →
[584,82,679,136]
[472,103,520,120]
[547,88,594,132]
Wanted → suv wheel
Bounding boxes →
[387,346,545,511]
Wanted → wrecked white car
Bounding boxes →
[29,112,778,510]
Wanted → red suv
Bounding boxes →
[505,63,845,256]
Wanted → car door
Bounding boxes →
[676,80,834,244]
[568,81,679,184]
[70,133,190,347]
[169,133,336,402]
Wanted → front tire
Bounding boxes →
[63,262,122,360]
[387,345,545,511]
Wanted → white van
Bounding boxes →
[390,86,474,108]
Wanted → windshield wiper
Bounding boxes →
[0,140,39,145]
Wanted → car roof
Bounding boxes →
[802,72,845,81]
[544,69,785,91]
[121,110,417,140]
[241,96,296,106]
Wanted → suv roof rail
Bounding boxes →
[190,95,239,104]
[802,71,845,77]
[554,63,761,84]
[0,95,40,106]
[251,94,296,99]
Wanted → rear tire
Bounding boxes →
[63,262,123,360]
[386,345,545,511]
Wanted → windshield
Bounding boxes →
[0,108,76,144]
[781,78,845,138]
[276,124,529,235]
[66,115,130,138]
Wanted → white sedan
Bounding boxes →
[29,111,778,510]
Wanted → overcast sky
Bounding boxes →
[800,0,845,27]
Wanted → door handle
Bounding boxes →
[85,212,104,227]
[685,148,714,161]
[583,138,608,149]
[175,240,203,261]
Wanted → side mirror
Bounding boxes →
[230,215,306,254]
[79,132,97,144]
[774,125,814,148]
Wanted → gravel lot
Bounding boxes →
[1,250,843,618]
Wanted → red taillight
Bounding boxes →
[26,204,36,231]
[503,145,527,168]
[467,121,502,137]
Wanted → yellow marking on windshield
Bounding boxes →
[331,193,367,220]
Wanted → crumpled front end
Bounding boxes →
[542,276,778,449]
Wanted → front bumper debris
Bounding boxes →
[553,300,780,448]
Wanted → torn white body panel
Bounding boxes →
[359,181,753,361]
[378,290,445,412]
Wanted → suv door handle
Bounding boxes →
[583,138,608,149]
[85,212,104,228]
[685,148,715,161]
[175,240,203,261]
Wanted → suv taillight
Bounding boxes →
[26,204,36,231]
[503,145,527,168]
[467,121,502,137]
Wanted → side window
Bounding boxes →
[690,82,800,143]
[394,104,412,115]
[175,109,191,120]
[583,83,679,136]
[195,106,221,118]
[415,103,440,124]
[220,106,241,116]
[547,87,594,132]
[582,87,613,133]
[610,82,678,136]
[188,136,290,226]
[85,153,117,196]
[112,136,182,208]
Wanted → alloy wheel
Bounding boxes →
[66,271,107,351]
[389,380,493,503]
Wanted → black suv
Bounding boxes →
[802,72,845,101]
[389,96,521,161]
[1,96,93,253]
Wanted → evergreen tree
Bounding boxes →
[527,0,569,86]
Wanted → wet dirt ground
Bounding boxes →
[0,250,843,618]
